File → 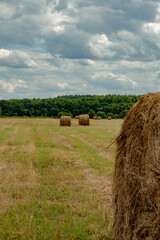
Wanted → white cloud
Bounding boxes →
[0,79,28,93]
[53,25,65,32]
[89,34,115,58]
[82,83,87,88]
[0,49,11,57]
[92,71,111,80]
[116,76,137,88]
[57,82,68,89]
[91,71,138,89]
[143,23,160,34]
[50,11,75,33]
[0,49,38,68]
[116,30,137,41]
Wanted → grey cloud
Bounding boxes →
[0,0,45,16]
[0,0,159,62]
[152,71,160,90]
[45,26,92,59]
[55,0,68,11]
[76,0,158,34]
[0,0,160,99]
[0,1,46,48]
[76,7,107,35]
[43,0,160,62]
[77,59,96,66]
[0,17,38,48]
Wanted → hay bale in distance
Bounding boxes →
[113,93,160,240]
[60,116,71,126]
[79,114,90,125]
[93,116,101,120]
[75,116,79,119]
[108,116,112,120]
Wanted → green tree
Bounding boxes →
[0,95,141,118]
[97,111,107,119]
[88,109,95,119]
[58,112,73,118]
[119,110,129,118]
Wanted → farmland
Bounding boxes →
[0,118,123,240]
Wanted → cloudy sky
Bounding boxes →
[0,0,160,99]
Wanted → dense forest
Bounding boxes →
[0,95,141,118]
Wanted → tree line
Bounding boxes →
[0,95,141,118]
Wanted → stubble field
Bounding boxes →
[0,118,123,240]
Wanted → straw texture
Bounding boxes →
[79,114,90,125]
[60,116,71,126]
[93,116,101,120]
[113,92,160,240]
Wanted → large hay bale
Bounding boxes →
[60,116,71,126]
[75,116,79,119]
[113,93,160,240]
[108,116,112,120]
[79,114,90,125]
[97,116,101,120]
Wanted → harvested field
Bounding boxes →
[0,118,122,240]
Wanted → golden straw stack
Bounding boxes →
[78,114,90,125]
[60,116,71,126]
[97,116,101,120]
[113,92,160,240]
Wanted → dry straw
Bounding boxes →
[113,93,160,240]
[79,114,90,125]
[108,116,112,120]
[93,116,101,120]
[75,116,79,119]
[60,116,71,126]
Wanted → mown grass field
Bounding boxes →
[0,118,123,240]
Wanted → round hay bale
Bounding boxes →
[108,116,112,120]
[75,116,79,119]
[97,116,101,120]
[79,114,90,126]
[60,116,71,126]
[113,93,160,240]
[93,116,97,120]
